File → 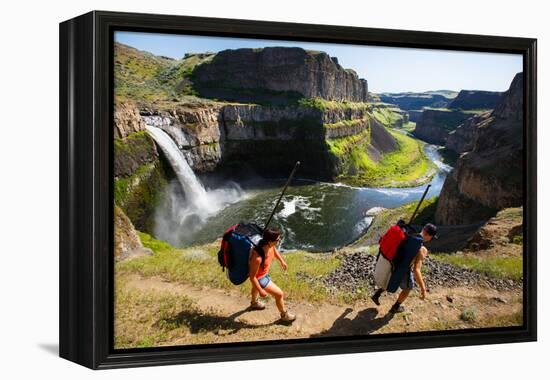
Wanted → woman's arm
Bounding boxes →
[249,250,267,297]
[274,248,288,270]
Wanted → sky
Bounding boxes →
[115,31,523,94]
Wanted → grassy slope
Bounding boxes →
[114,43,213,103]
[431,207,523,281]
[432,254,522,281]
[330,126,434,187]
[114,43,175,102]
[372,106,404,127]
[117,232,342,304]
[402,121,416,132]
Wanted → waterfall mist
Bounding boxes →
[145,125,245,246]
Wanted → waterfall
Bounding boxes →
[144,124,244,245]
[145,125,208,205]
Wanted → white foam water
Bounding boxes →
[145,125,244,240]
[365,207,386,216]
[354,216,374,235]
[278,195,321,220]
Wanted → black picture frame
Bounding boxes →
[59,10,537,370]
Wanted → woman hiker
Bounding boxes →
[248,228,296,322]
[371,223,438,313]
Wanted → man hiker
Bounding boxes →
[371,223,438,313]
[249,228,296,322]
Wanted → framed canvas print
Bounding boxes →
[59,11,537,369]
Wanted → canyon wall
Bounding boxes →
[435,73,523,225]
[444,111,492,155]
[448,90,502,110]
[414,109,472,145]
[192,47,369,103]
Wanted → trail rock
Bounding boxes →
[321,251,521,293]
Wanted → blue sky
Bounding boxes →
[115,31,522,93]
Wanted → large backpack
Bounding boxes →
[217,223,265,285]
[379,219,408,261]
[385,234,424,293]
[374,220,417,290]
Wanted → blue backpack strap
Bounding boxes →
[386,235,423,293]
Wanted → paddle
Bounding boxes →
[408,184,431,226]
[263,161,301,232]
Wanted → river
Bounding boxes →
[167,143,452,252]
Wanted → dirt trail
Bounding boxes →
[122,274,522,345]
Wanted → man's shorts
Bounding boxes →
[399,271,415,290]
[258,274,271,289]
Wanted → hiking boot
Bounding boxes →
[390,303,405,313]
[371,289,384,306]
[250,300,266,310]
[280,310,296,322]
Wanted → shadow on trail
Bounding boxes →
[157,306,276,335]
[311,307,395,338]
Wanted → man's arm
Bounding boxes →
[413,246,428,299]
[274,248,288,270]
[249,251,267,297]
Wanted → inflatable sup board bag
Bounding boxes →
[218,223,263,285]
[374,253,392,289]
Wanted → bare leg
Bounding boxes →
[264,281,285,313]
[397,288,411,304]
[250,285,259,303]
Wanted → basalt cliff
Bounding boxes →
[447,90,501,110]
[435,73,523,225]
[192,47,369,103]
[413,89,501,145]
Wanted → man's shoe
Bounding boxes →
[371,294,381,306]
[250,300,266,310]
[280,310,296,322]
[390,303,405,313]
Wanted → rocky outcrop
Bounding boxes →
[220,104,399,179]
[141,104,225,172]
[378,91,456,110]
[192,47,368,103]
[414,109,472,145]
[407,110,423,122]
[135,102,400,180]
[466,207,523,251]
[114,106,170,233]
[114,206,153,261]
[435,73,523,225]
[223,104,321,140]
[493,74,523,120]
[448,90,502,110]
[435,173,499,224]
[445,111,492,154]
[369,118,399,155]
[114,131,159,178]
[222,104,335,179]
[114,101,146,139]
